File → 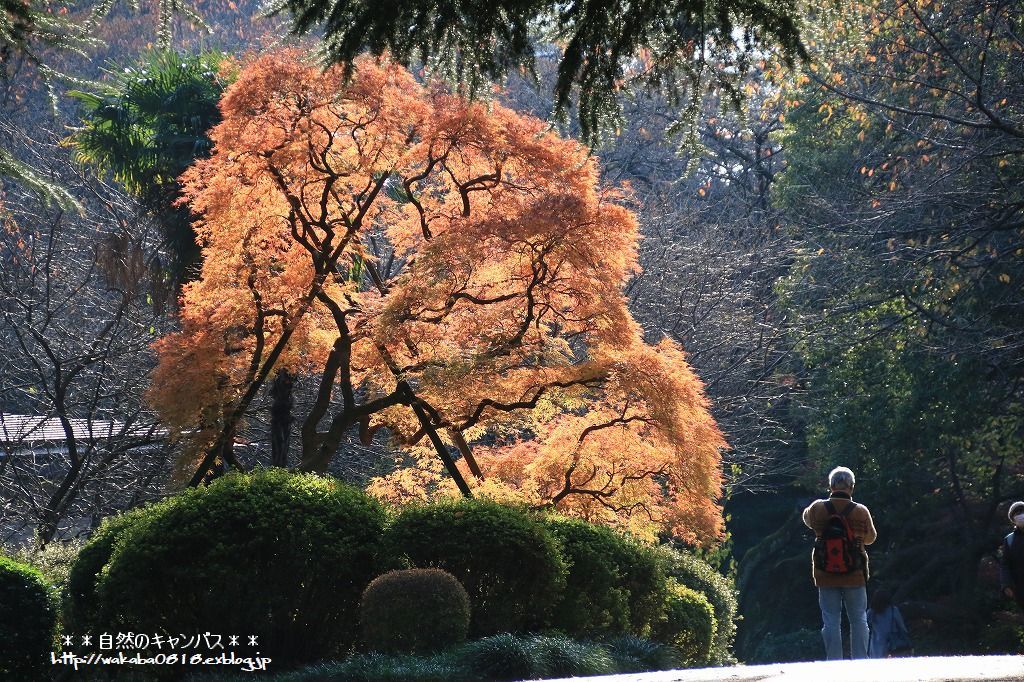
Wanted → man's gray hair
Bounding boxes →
[829,466,856,490]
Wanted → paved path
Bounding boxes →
[541,656,1024,682]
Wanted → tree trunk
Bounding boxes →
[269,369,295,468]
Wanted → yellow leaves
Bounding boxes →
[998,158,1009,169]
[998,273,1011,284]
[831,72,845,85]
[818,102,834,122]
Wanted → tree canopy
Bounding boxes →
[148,50,726,543]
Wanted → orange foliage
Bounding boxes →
[149,49,725,543]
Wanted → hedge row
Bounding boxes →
[10,469,736,671]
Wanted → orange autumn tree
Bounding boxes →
[148,49,726,543]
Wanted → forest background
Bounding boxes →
[1,0,1022,664]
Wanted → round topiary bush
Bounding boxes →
[652,582,716,666]
[545,516,667,638]
[658,546,738,664]
[0,555,56,679]
[382,498,566,636]
[93,469,387,665]
[360,568,471,654]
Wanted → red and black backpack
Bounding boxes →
[813,501,863,574]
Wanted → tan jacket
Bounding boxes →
[802,492,877,587]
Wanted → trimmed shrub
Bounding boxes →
[63,507,152,633]
[602,634,680,673]
[545,516,667,637]
[659,546,739,664]
[94,469,387,665]
[382,499,566,636]
[616,536,670,636]
[0,555,56,679]
[653,582,716,666]
[360,568,470,654]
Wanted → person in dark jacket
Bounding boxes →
[1000,500,1024,609]
[867,589,910,658]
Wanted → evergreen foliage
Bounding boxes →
[454,633,613,681]
[600,634,680,673]
[68,50,230,282]
[652,582,716,665]
[87,469,387,665]
[381,499,567,636]
[658,546,738,664]
[83,0,210,50]
[267,0,807,145]
[528,635,615,677]
[360,568,471,654]
[0,555,56,679]
[273,634,655,681]
[1,0,95,211]
[546,516,667,637]
[0,148,82,211]
[63,507,154,634]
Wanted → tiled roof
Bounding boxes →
[0,413,165,444]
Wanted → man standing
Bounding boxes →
[802,466,877,660]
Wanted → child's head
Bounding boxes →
[870,588,892,612]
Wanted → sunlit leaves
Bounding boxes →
[149,50,726,542]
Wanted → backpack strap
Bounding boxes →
[840,501,857,518]
[824,500,837,515]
